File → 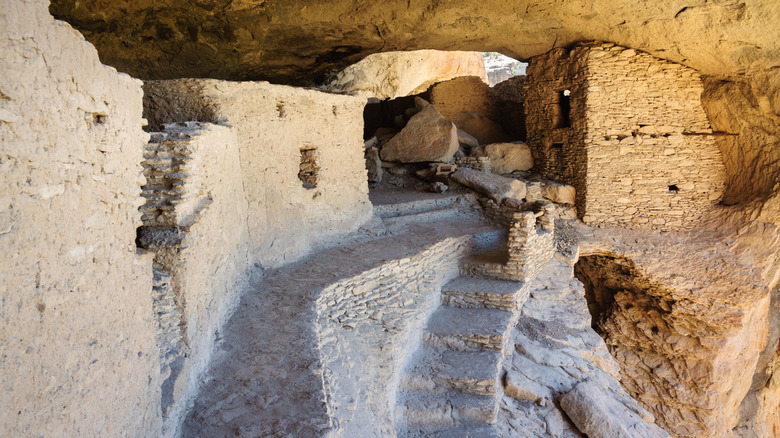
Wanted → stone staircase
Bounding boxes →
[372,191,479,232]
[395,234,531,438]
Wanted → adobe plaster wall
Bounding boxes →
[139,122,253,436]
[0,1,160,435]
[143,79,373,268]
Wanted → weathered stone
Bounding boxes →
[560,380,670,438]
[429,76,495,124]
[457,112,509,145]
[483,142,534,174]
[323,50,487,99]
[137,227,186,249]
[414,96,431,111]
[427,182,448,193]
[457,129,479,148]
[366,147,383,185]
[450,168,526,202]
[380,105,459,163]
[541,182,576,205]
[51,0,780,89]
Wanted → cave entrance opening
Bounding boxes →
[357,50,529,211]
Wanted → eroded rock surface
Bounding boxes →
[380,104,459,163]
[323,50,487,99]
[499,256,668,438]
[450,168,527,203]
[573,220,780,437]
[50,0,780,85]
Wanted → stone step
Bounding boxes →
[400,349,503,396]
[396,391,497,429]
[399,424,501,438]
[373,193,466,218]
[424,306,515,351]
[470,229,508,252]
[440,276,526,311]
[382,206,464,231]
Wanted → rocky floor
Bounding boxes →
[181,191,499,437]
[499,257,668,438]
[180,188,673,437]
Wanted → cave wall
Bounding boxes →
[143,79,373,268]
[0,1,160,435]
[701,75,780,227]
[574,253,769,437]
[48,0,780,86]
[526,43,725,231]
[323,50,487,100]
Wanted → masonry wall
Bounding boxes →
[526,43,726,230]
[139,123,253,436]
[583,44,725,230]
[0,1,159,436]
[144,79,373,268]
[524,47,589,217]
[316,235,472,437]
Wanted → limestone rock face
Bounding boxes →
[323,50,487,99]
[483,142,534,174]
[701,76,780,226]
[50,0,780,85]
[380,105,459,163]
[573,221,780,438]
[458,112,509,145]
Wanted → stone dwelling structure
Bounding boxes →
[3,2,780,438]
[525,43,726,230]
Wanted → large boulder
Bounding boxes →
[450,167,526,202]
[380,105,459,163]
[560,380,670,438]
[457,129,479,148]
[484,142,534,173]
[542,181,576,205]
[458,112,510,145]
[429,76,496,123]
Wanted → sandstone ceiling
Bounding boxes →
[50,0,780,85]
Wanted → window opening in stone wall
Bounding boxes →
[552,142,564,149]
[298,146,319,189]
[668,184,679,192]
[554,89,571,128]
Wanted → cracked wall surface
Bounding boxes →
[0,0,159,435]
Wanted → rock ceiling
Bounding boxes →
[50,0,780,85]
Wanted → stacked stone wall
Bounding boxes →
[526,43,725,230]
[583,45,725,230]
[454,156,492,172]
[0,1,159,435]
[137,122,253,436]
[524,47,589,217]
[463,202,556,283]
[143,79,373,267]
[316,235,473,436]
